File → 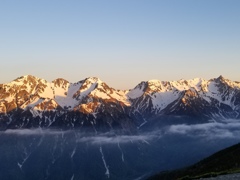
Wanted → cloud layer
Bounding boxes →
[2,119,240,144]
[167,119,240,139]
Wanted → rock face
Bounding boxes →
[0,75,240,130]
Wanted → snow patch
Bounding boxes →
[99,146,110,178]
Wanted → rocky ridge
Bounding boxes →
[0,75,240,130]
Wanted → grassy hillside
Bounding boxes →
[148,143,240,180]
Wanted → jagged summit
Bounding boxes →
[52,78,69,83]
[217,75,225,80]
[13,75,45,83]
[14,75,38,80]
[8,75,236,92]
[214,75,227,82]
[84,76,103,83]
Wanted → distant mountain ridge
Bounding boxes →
[0,75,240,130]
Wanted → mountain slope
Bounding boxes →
[148,142,240,180]
[128,76,240,120]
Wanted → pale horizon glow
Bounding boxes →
[0,0,239,89]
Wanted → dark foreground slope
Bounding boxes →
[148,143,240,180]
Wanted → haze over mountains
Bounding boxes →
[0,75,240,130]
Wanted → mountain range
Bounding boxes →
[0,75,240,130]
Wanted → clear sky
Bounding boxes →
[0,0,239,89]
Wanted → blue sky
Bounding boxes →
[0,0,239,89]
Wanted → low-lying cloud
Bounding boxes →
[1,129,157,145]
[2,128,67,135]
[1,119,240,144]
[76,134,154,144]
[167,119,240,139]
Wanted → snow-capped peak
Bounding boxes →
[1,75,240,120]
[13,75,47,83]
[84,77,103,84]
[216,75,225,80]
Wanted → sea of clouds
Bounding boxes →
[2,118,240,144]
